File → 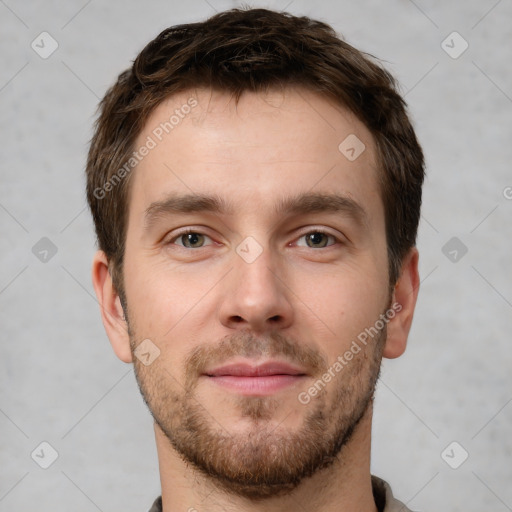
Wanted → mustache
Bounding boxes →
[183,329,328,392]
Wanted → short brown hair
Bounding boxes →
[86,7,425,308]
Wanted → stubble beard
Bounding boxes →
[130,320,386,500]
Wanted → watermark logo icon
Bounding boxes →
[338,134,366,161]
[32,237,58,263]
[31,441,59,469]
[441,31,469,59]
[31,32,59,59]
[441,441,468,469]
[442,236,468,263]
[236,236,263,264]
[134,339,161,366]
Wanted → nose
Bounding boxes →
[218,244,294,333]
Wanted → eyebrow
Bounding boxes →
[143,191,369,232]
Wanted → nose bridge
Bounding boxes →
[236,238,276,295]
[218,236,293,331]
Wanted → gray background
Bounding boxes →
[1,0,511,510]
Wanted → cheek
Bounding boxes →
[292,262,388,353]
[123,255,219,335]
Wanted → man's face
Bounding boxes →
[121,86,391,498]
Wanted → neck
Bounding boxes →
[155,405,378,512]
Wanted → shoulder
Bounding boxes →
[147,495,162,512]
[371,475,417,512]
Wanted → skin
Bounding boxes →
[92,86,420,512]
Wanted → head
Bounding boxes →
[88,7,423,500]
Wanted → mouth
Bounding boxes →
[202,360,308,396]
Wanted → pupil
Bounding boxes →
[187,233,201,246]
[309,233,325,247]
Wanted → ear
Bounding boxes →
[382,247,420,359]
[91,250,133,363]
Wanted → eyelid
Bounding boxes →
[293,227,343,247]
[165,226,345,248]
[166,227,215,247]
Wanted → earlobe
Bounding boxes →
[91,250,133,363]
[382,247,420,359]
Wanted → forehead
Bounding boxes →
[128,86,381,226]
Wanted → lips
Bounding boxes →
[204,361,307,378]
[203,361,308,395]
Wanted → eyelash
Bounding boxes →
[167,228,341,249]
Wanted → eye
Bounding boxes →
[295,230,339,248]
[169,229,214,248]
